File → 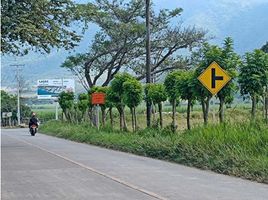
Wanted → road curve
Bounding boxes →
[1,128,268,200]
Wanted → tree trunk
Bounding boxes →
[205,98,210,124]
[187,99,191,130]
[251,95,256,119]
[265,96,268,123]
[109,107,113,128]
[201,100,206,124]
[122,106,128,131]
[172,99,177,132]
[219,97,225,123]
[201,98,210,125]
[130,107,135,132]
[134,107,137,131]
[117,107,123,131]
[152,103,156,124]
[88,107,94,126]
[158,102,163,128]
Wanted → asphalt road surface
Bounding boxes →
[1,128,268,200]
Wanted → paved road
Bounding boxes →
[1,129,268,200]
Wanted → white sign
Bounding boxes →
[2,112,12,118]
[37,79,75,99]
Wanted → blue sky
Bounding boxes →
[1,0,268,88]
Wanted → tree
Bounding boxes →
[145,83,167,128]
[110,73,136,131]
[77,93,89,122]
[216,38,240,123]
[177,71,196,130]
[164,71,181,132]
[1,90,31,125]
[239,50,268,118]
[261,42,268,53]
[62,0,206,90]
[106,87,116,128]
[122,79,143,132]
[194,43,221,124]
[58,91,75,122]
[1,0,88,55]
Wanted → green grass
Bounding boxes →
[40,120,268,183]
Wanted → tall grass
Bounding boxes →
[40,120,268,183]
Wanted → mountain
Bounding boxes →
[1,0,268,92]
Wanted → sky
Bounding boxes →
[1,0,268,90]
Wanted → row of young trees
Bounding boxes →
[1,90,32,126]
[58,37,268,132]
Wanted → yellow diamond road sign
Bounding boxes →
[198,61,231,95]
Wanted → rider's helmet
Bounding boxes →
[32,112,36,117]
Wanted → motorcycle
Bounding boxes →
[30,124,37,136]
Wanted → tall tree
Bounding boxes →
[193,38,240,124]
[1,0,88,55]
[239,50,268,118]
[62,0,206,90]
[110,73,136,131]
[122,79,143,132]
[164,71,181,132]
[216,38,240,123]
[177,71,196,130]
[145,83,167,128]
[194,43,219,124]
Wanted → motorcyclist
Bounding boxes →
[29,112,39,129]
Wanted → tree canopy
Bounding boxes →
[62,0,206,89]
[1,0,90,55]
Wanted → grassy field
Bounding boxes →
[40,120,268,183]
[32,101,263,130]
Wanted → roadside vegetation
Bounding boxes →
[2,0,268,184]
[40,120,268,183]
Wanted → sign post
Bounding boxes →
[55,100,59,120]
[91,92,106,130]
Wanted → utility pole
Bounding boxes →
[11,64,24,126]
[146,0,151,127]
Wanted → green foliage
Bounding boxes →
[1,90,31,120]
[110,73,135,97]
[217,37,241,103]
[176,71,196,101]
[194,43,221,100]
[261,41,268,53]
[77,93,89,114]
[145,83,167,105]
[58,91,75,112]
[41,120,268,183]
[62,0,206,87]
[164,71,181,102]
[123,79,143,108]
[1,0,87,55]
[239,50,268,97]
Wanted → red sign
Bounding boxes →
[91,92,105,105]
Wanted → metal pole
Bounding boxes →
[11,64,24,126]
[96,105,100,130]
[17,86,20,125]
[212,98,215,122]
[55,101,59,120]
[146,0,151,127]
